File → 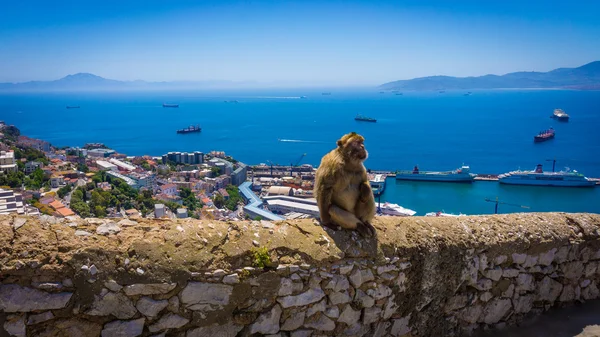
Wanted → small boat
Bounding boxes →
[551,108,569,122]
[322,92,332,95]
[369,174,386,196]
[378,202,416,217]
[355,114,377,122]
[425,211,466,217]
[66,106,80,109]
[439,91,445,93]
[534,128,554,143]
[300,96,308,99]
[395,93,403,95]
[176,125,201,134]
[163,103,179,108]
[379,91,385,94]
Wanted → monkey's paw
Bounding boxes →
[356,221,376,238]
[321,222,341,231]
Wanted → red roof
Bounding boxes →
[56,207,75,217]
[161,184,177,190]
[49,200,65,210]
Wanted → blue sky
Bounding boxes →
[1,0,599,85]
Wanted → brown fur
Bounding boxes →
[314,132,376,237]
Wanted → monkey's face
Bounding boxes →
[346,139,368,162]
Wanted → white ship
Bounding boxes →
[425,211,466,217]
[369,174,386,196]
[396,165,475,182]
[498,164,595,187]
[378,202,416,217]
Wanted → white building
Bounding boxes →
[0,151,17,174]
[176,208,188,218]
[155,204,166,218]
[109,158,137,172]
[96,160,118,172]
[107,171,137,188]
[263,196,320,218]
[0,188,25,215]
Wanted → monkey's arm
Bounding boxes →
[358,170,373,202]
[316,174,335,224]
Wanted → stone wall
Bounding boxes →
[1,213,600,337]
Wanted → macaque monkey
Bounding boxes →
[314,132,376,237]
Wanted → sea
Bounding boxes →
[1,88,599,215]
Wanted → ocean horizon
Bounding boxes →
[2,88,599,215]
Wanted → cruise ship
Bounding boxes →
[396,165,475,182]
[551,108,570,122]
[498,164,596,187]
[355,114,377,122]
[378,202,416,217]
[369,174,386,196]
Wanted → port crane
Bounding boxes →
[484,197,530,214]
[266,160,275,177]
[546,158,557,172]
[290,153,307,177]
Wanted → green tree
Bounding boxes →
[212,193,225,209]
[94,205,107,218]
[77,163,89,173]
[57,184,72,199]
[210,167,221,177]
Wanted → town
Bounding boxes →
[0,121,331,222]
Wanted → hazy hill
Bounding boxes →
[0,73,254,91]
[380,61,600,91]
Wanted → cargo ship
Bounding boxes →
[396,165,475,182]
[378,202,416,217]
[66,106,80,109]
[534,128,554,142]
[176,125,201,134]
[551,109,569,122]
[498,164,595,187]
[355,114,377,122]
[163,103,179,108]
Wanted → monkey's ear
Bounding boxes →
[337,140,343,147]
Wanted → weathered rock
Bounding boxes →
[96,222,121,235]
[329,290,352,305]
[480,292,493,302]
[377,265,398,275]
[278,278,303,296]
[339,264,354,275]
[304,313,335,331]
[479,254,489,271]
[349,268,374,288]
[13,218,27,230]
[445,295,468,312]
[117,219,137,227]
[582,281,600,300]
[86,292,137,319]
[223,274,240,284]
[555,246,570,263]
[101,318,145,337]
[481,298,512,324]
[515,273,535,292]
[502,268,519,278]
[581,279,591,288]
[383,295,399,320]
[123,283,177,296]
[484,267,503,281]
[325,275,350,292]
[36,318,102,337]
[181,282,233,309]
[458,305,483,324]
[168,296,180,313]
[367,284,392,300]
[390,315,411,336]
[539,248,557,266]
[75,230,92,236]
[561,261,585,280]
[282,310,306,330]
[513,295,534,313]
[186,322,244,337]
[27,311,54,325]
[0,285,72,312]
[338,304,361,325]
[306,299,326,317]
[277,288,325,308]
[148,313,189,333]
[250,304,282,334]
[105,280,123,292]
[523,255,539,268]
[512,253,527,264]
[290,330,314,337]
[559,284,578,302]
[363,307,382,324]
[325,306,340,318]
[537,277,563,302]
[494,255,508,265]
[355,289,375,308]
[136,297,168,318]
[344,323,369,336]
[4,314,25,337]
[474,278,493,291]
[501,283,515,298]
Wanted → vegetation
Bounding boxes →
[251,245,272,269]
[12,147,49,165]
[179,187,202,211]
[210,166,221,177]
[224,185,243,211]
[253,216,263,221]
[2,126,20,142]
[77,163,89,173]
[0,171,25,188]
[57,184,72,198]
[212,193,225,209]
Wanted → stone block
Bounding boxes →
[250,304,282,335]
[0,285,72,313]
[123,283,177,296]
[101,318,145,337]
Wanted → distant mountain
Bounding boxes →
[380,61,600,91]
[0,73,256,91]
